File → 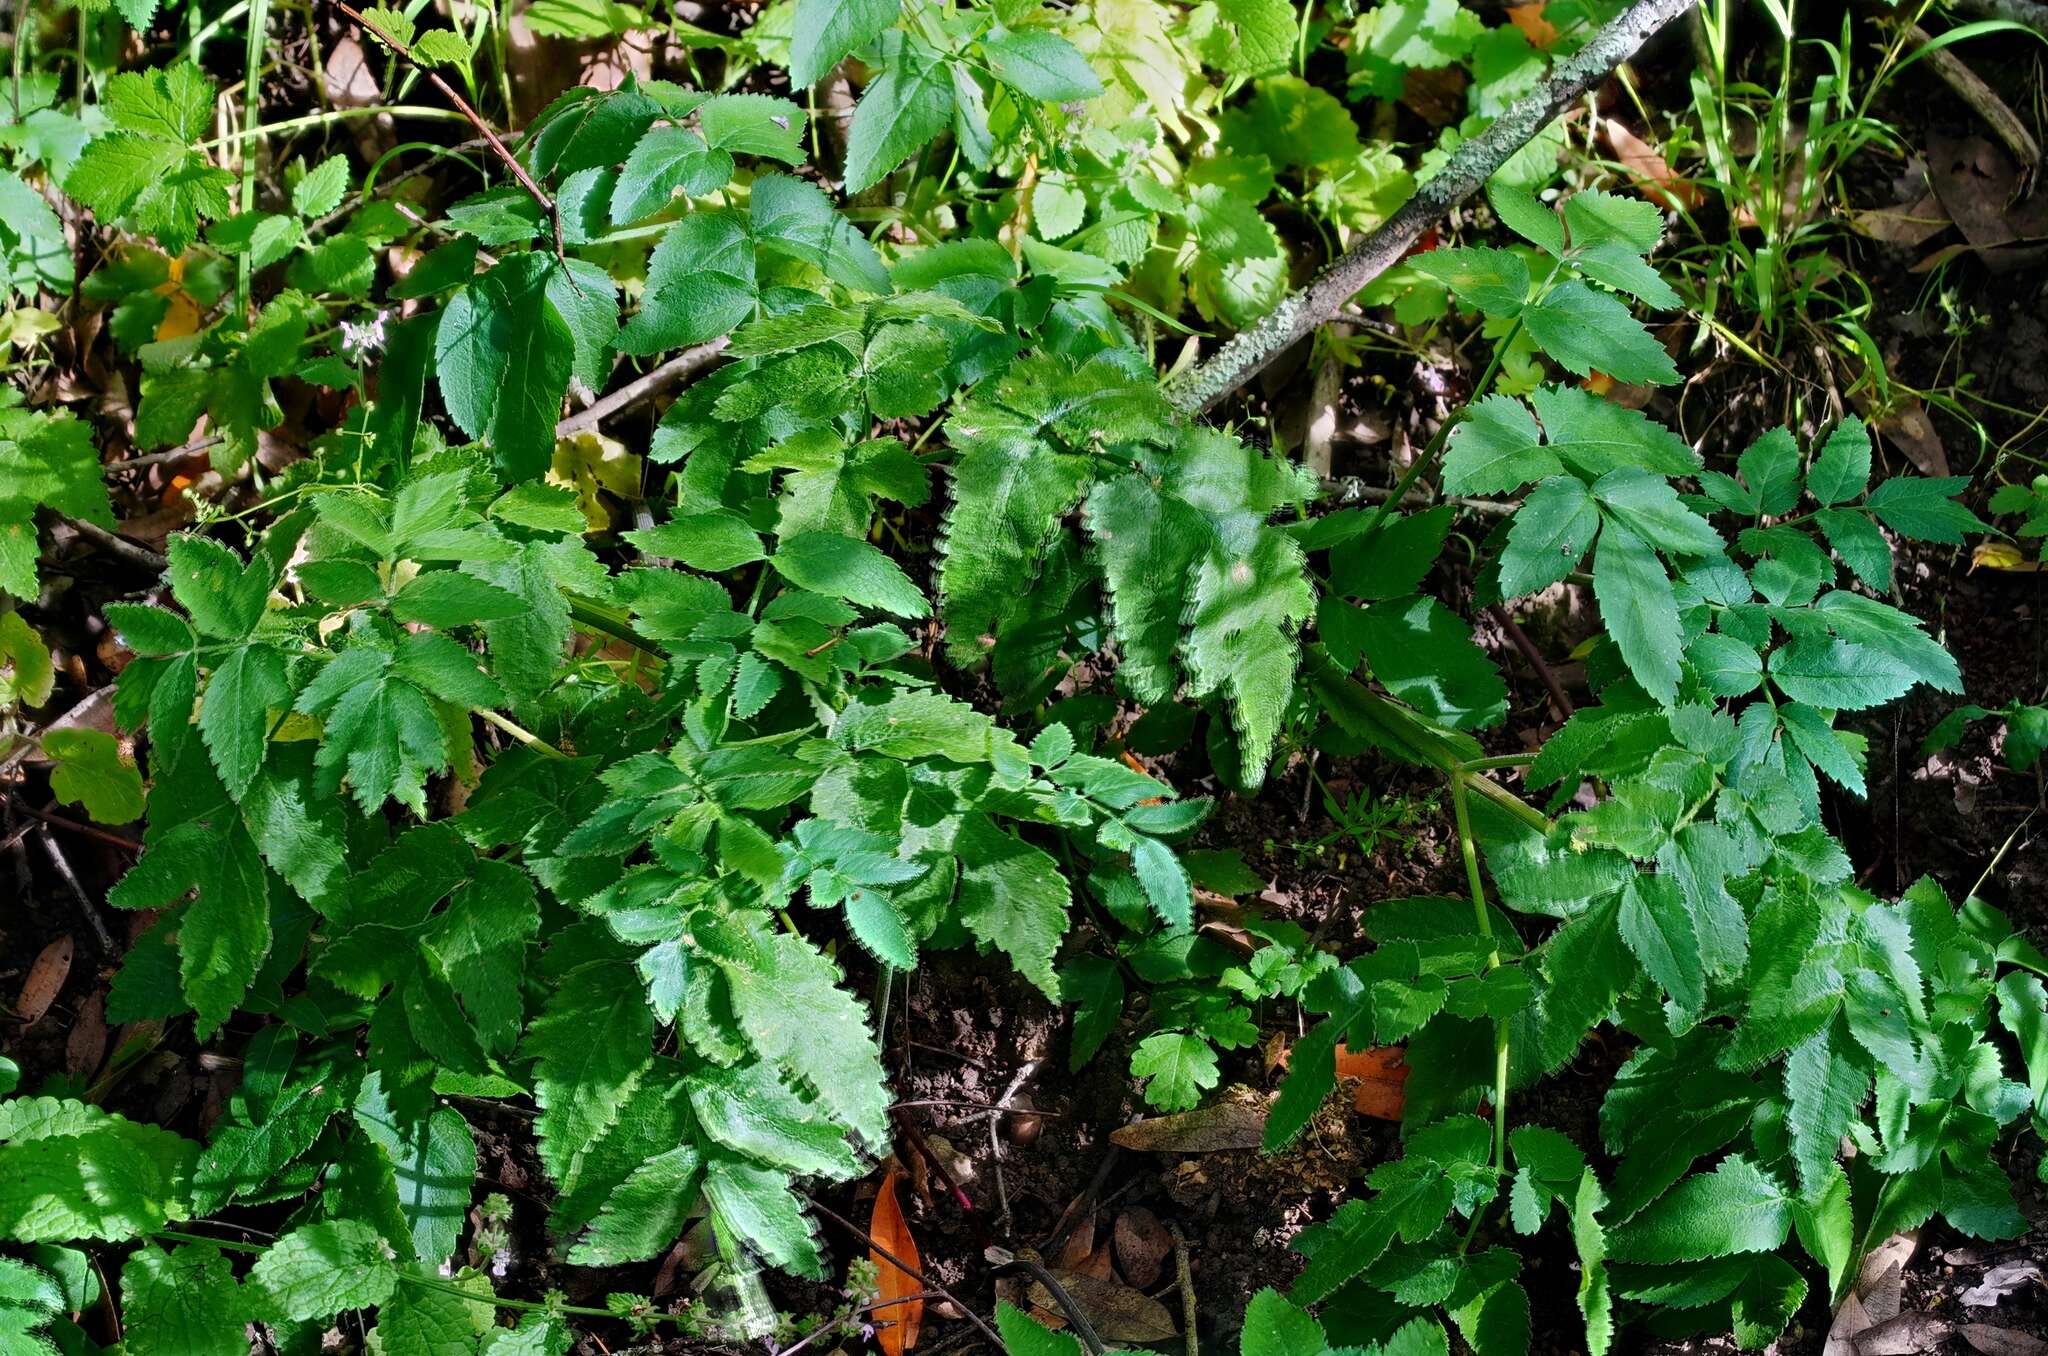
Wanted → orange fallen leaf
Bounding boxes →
[1506,3,1560,49]
[1600,118,1702,209]
[155,290,203,342]
[1334,1043,1409,1121]
[869,1166,923,1355]
[17,935,74,1026]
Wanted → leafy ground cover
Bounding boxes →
[2,0,2047,1353]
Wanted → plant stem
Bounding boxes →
[236,0,271,320]
[1451,775,1511,1255]
[477,708,568,758]
[1359,316,1523,540]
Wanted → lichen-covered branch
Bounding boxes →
[1160,0,1701,416]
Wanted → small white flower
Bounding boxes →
[340,309,390,357]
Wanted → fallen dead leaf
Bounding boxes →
[1855,1311,1952,1355]
[1110,1089,1267,1152]
[1506,2,1560,47]
[1850,193,1952,248]
[1961,1261,2045,1307]
[1601,118,1702,209]
[1113,1207,1172,1289]
[16,935,74,1025]
[1925,132,2048,270]
[1963,1324,2048,1356]
[1336,1043,1409,1121]
[66,991,107,1077]
[1876,397,1949,477]
[1031,1272,1177,1344]
[1051,1215,1097,1273]
[1829,1233,1922,1356]
[868,1166,923,1356]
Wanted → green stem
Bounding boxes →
[1462,753,1536,772]
[1451,775,1511,1256]
[236,0,271,319]
[196,105,468,150]
[1359,316,1525,539]
[477,707,568,758]
[567,597,660,656]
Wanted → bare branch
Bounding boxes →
[1161,0,1700,416]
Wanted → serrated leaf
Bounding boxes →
[1131,1032,1220,1111]
[120,1245,247,1356]
[248,1221,397,1322]
[843,32,956,193]
[1593,521,1682,706]
[1606,1157,1791,1264]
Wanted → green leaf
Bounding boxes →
[197,642,290,799]
[248,1220,398,1322]
[389,573,525,628]
[1442,395,1556,496]
[610,127,732,225]
[434,254,580,481]
[790,0,900,86]
[1606,1157,1791,1264]
[1864,475,1986,543]
[1414,246,1530,315]
[353,1078,478,1268]
[108,820,271,1038]
[1687,631,1762,698]
[625,513,766,572]
[43,729,145,824]
[1500,474,1599,596]
[1767,638,1916,711]
[1617,875,1703,1016]
[701,1155,822,1278]
[1239,1288,1326,1356]
[292,156,349,218]
[1327,506,1454,601]
[720,930,891,1145]
[751,175,891,294]
[0,1100,197,1242]
[120,1245,248,1356]
[1782,1022,1865,1199]
[1571,1170,1612,1356]
[843,32,956,194]
[980,28,1104,100]
[1343,596,1508,730]
[1521,282,1679,386]
[524,970,654,1202]
[771,532,930,617]
[568,1143,702,1266]
[696,94,807,165]
[1593,522,1682,706]
[955,813,1069,998]
[996,1301,1084,1356]
[1806,417,1871,506]
[1131,1032,1220,1111]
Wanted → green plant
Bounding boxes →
[1,0,2031,1351]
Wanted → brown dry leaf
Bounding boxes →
[1335,1043,1409,1121]
[1850,193,1952,248]
[1506,3,1560,48]
[1963,1325,2048,1356]
[1110,1089,1267,1152]
[16,935,74,1025]
[1601,118,1703,209]
[1399,67,1467,128]
[66,992,107,1077]
[1030,1273,1177,1344]
[1856,1311,1952,1355]
[1113,1207,1172,1289]
[868,1167,923,1356]
[1925,133,2048,271]
[1051,1216,1097,1273]
[1877,398,1949,477]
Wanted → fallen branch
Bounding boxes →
[1904,22,2040,167]
[1950,0,2048,36]
[1161,0,1700,416]
[554,339,729,438]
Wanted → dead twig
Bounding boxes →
[64,517,169,573]
[34,826,118,952]
[328,0,566,258]
[554,340,730,438]
[1487,603,1575,721]
[1903,22,2041,168]
[1167,1222,1198,1356]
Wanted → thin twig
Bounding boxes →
[105,438,223,474]
[554,340,730,438]
[1161,0,1701,415]
[35,827,118,952]
[1167,1222,1198,1356]
[4,797,142,856]
[1903,21,2040,166]
[328,0,565,257]
[64,518,168,572]
[986,1249,1106,1356]
[1486,603,1574,721]
[801,1195,1005,1350]
[1316,477,1516,516]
